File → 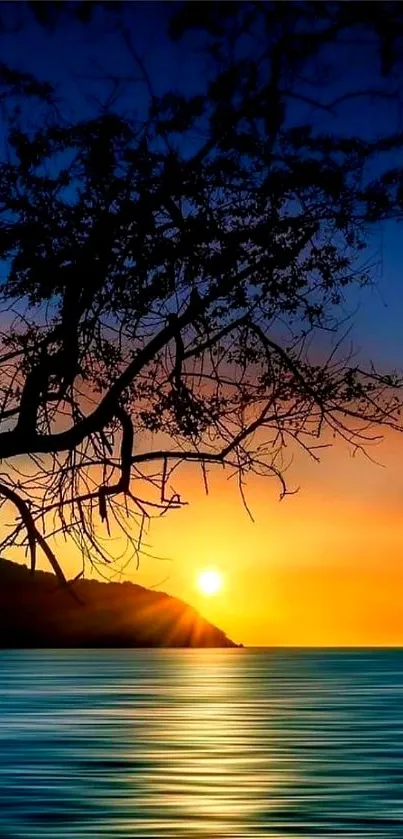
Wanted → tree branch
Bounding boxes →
[0,481,75,594]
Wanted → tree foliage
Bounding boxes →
[0,1,402,582]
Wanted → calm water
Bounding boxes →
[0,649,402,838]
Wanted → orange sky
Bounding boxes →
[31,429,403,648]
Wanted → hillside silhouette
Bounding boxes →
[0,559,237,648]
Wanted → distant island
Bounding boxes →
[0,559,238,648]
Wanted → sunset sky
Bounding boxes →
[36,422,403,648]
[2,5,403,648]
[37,215,402,649]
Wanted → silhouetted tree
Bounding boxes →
[0,1,402,582]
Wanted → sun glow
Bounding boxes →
[197,568,223,597]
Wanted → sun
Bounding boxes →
[197,568,223,597]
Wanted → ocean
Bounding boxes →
[0,648,402,837]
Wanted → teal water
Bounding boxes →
[0,648,402,837]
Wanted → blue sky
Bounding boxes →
[0,3,402,369]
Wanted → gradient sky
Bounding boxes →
[2,4,403,646]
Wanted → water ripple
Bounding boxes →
[0,648,402,837]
